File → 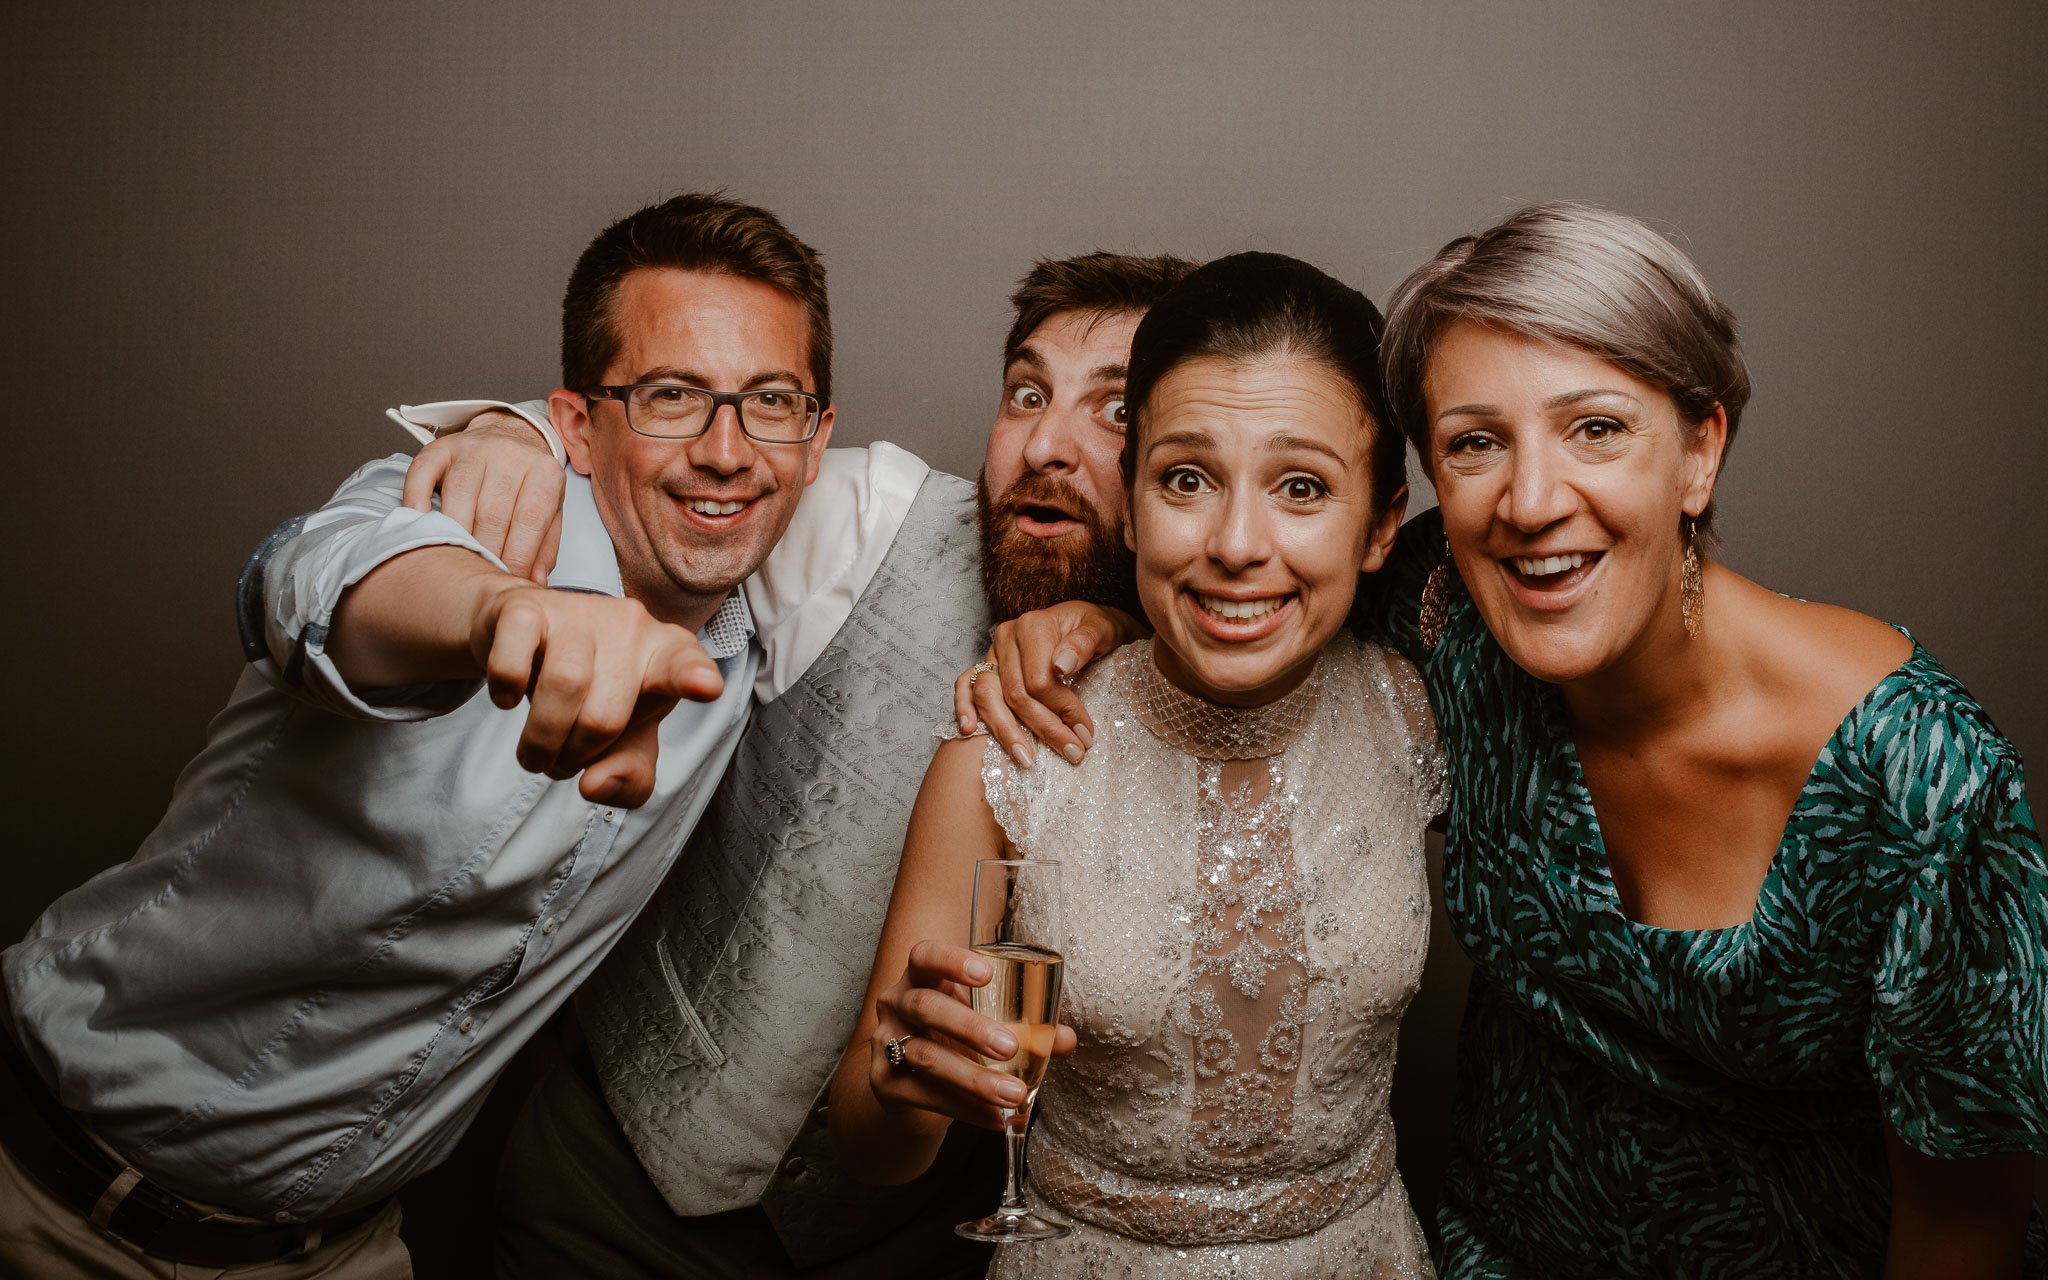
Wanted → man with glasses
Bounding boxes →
[0,193,868,1277]
[395,250,1195,1277]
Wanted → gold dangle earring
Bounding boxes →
[1420,534,1455,650]
[1680,516,1704,641]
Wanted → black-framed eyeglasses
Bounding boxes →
[585,383,826,443]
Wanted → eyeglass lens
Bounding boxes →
[625,385,815,441]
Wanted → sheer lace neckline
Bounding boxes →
[1127,641,1324,761]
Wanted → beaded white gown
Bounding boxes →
[981,635,1445,1279]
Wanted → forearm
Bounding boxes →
[826,1041,952,1185]
[325,545,521,688]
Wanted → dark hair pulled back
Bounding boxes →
[1120,252,1402,512]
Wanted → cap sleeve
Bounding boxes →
[1867,728,2048,1158]
[1375,645,1447,822]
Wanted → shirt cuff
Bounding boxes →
[253,456,511,721]
[387,398,564,465]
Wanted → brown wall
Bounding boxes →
[4,0,2042,1262]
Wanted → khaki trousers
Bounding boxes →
[0,1138,413,1280]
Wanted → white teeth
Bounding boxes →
[1511,552,1592,577]
[686,499,747,516]
[1195,593,1286,620]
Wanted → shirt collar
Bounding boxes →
[547,469,625,597]
[548,467,756,661]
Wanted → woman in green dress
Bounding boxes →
[957,203,2047,1277]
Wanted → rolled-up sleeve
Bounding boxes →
[236,453,509,721]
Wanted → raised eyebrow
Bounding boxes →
[1542,388,1634,411]
[1433,402,1499,423]
[1144,428,1217,454]
[1265,433,1347,464]
[1434,389,1633,423]
[1088,362,1129,385]
[1005,347,1048,377]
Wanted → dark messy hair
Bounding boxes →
[1003,251,1200,365]
[1120,251,1403,512]
[561,191,832,400]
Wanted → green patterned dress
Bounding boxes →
[1355,509,2048,1278]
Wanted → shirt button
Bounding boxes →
[274,1211,292,1223]
[373,1120,389,1137]
[541,917,558,936]
[458,1016,476,1035]
[602,809,617,824]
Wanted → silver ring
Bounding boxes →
[967,660,998,688]
[884,1035,913,1073]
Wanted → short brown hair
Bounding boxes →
[1003,251,1199,364]
[1382,202,1750,540]
[561,192,832,400]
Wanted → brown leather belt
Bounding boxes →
[0,1029,390,1266]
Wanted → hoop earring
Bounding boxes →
[1420,534,1455,650]
[1681,517,1704,641]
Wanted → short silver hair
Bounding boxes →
[1381,202,1751,540]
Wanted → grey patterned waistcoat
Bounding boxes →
[576,470,997,1265]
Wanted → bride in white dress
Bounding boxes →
[828,251,1444,1279]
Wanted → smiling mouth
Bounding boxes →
[1193,592,1289,620]
[1183,589,1298,642]
[1505,550,1603,590]
[680,496,755,519]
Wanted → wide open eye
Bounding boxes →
[1278,474,1327,503]
[1007,384,1047,413]
[1100,397,1129,431]
[1162,466,1211,496]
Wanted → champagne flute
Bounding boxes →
[956,858,1070,1243]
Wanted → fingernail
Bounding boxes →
[1074,724,1093,751]
[998,1079,1027,1105]
[965,957,992,983]
[990,1029,1018,1057]
[1060,743,1083,766]
[1054,649,1078,676]
[1010,743,1033,770]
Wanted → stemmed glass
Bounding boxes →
[955,858,1070,1242]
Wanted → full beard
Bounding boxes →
[976,470,1138,624]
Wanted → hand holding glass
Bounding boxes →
[957,858,1070,1243]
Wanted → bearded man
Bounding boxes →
[397,249,1194,1277]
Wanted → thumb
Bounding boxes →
[579,712,665,808]
[647,634,725,703]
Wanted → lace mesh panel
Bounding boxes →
[982,636,1443,1278]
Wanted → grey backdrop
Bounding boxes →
[4,0,2043,1266]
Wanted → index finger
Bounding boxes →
[953,645,994,737]
[645,633,725,704]
[992,624,1092,764]
[401,442,453,513]
[905,939,994,990]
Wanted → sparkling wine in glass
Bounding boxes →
[956,858,1070,1243]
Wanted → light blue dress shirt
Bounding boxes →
[2,454,758,1222]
